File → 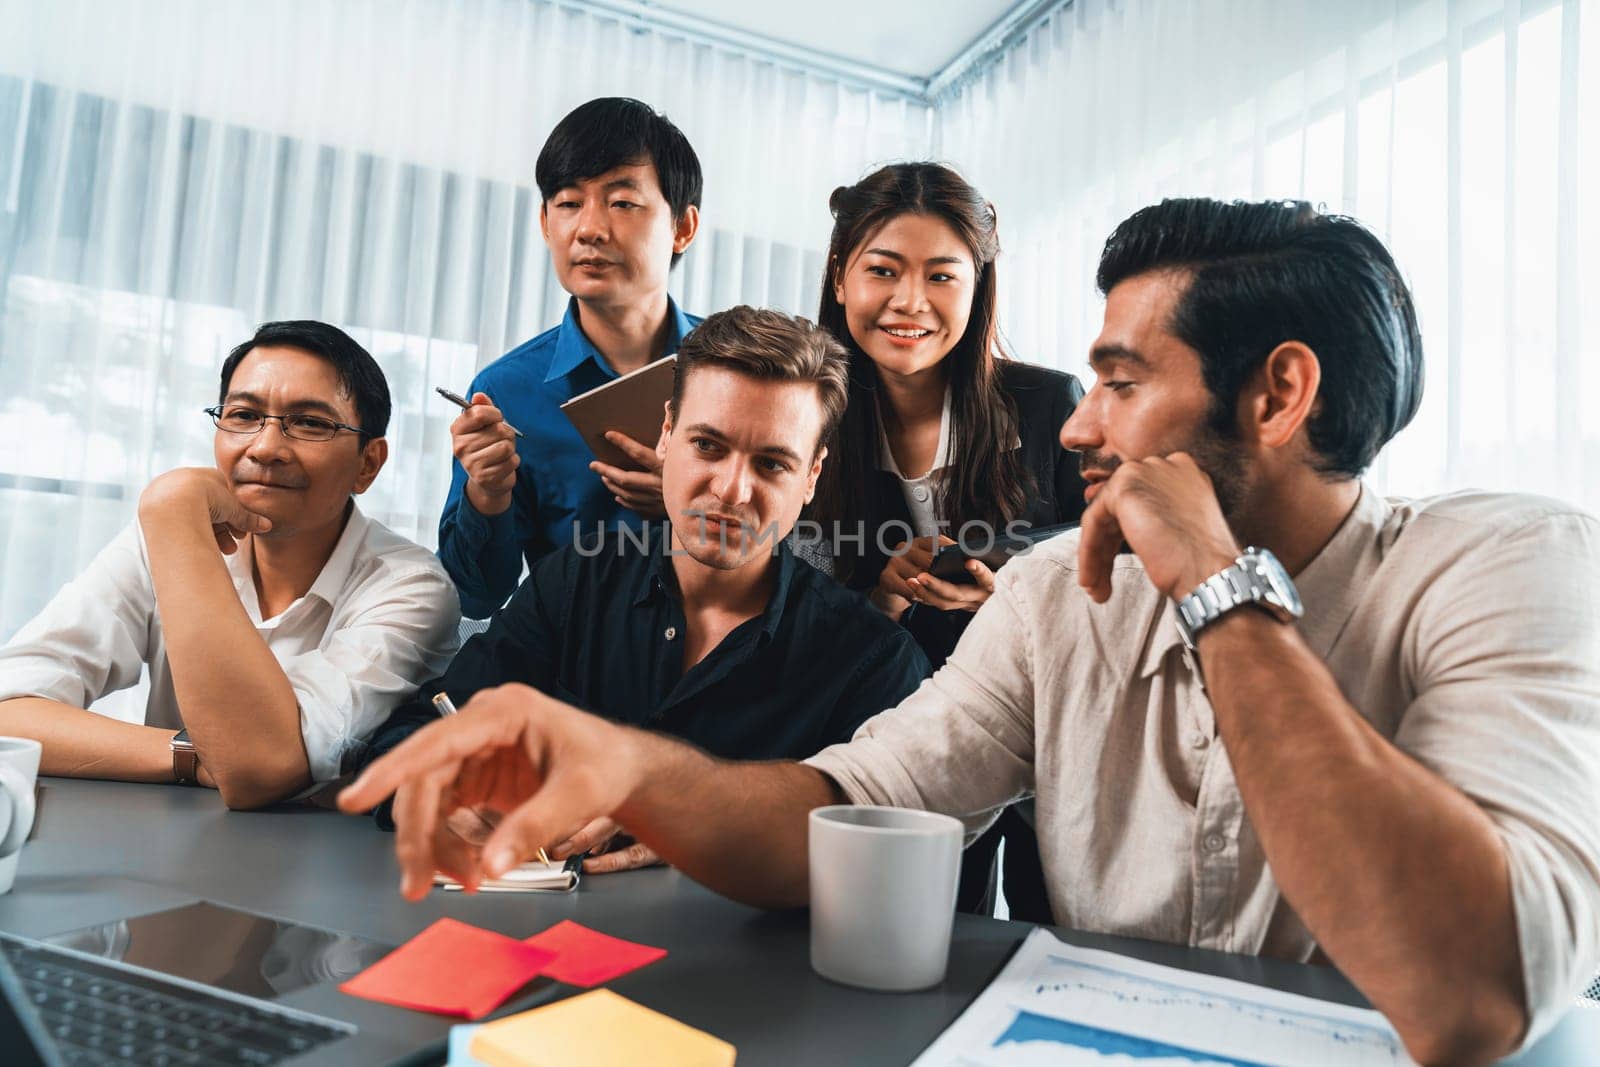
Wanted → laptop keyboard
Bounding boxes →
[1,937,350,1066]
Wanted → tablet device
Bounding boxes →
[42,900,391,1000]
[926,521,1080,585]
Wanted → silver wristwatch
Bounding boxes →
[1174,546,1303,651]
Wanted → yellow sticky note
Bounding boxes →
[468,988,736,1067]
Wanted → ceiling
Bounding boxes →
[639,0,1025,81]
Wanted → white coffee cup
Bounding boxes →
[808,804,964,992]
[0,737,40,894]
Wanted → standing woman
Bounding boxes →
[807,162,1088,922]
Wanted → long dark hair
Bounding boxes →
[810,162,1031,583]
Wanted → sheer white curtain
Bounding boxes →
[936,0,1599,510]
[0,0,929,639]
[5,0,1597,642]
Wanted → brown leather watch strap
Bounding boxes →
[171,737,200,786]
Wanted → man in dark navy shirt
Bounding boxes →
[440,98,705,618]
[365,307,931,872]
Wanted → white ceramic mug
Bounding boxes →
[808,804,964,992]
[0,737,41,894]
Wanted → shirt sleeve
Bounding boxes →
[805,557,1040,836]
[285,561,462,782]
[435,372,541,619]
[1392,508,1600,1048]
[0,522,154,711]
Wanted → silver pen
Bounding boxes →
[430,691,552,866]
[435,386,525,438]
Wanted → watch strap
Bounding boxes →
[171,732,199,786]
[1180,567,1254,630]
[1175,548,1299,650]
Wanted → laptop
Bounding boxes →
[0,900,458,1065]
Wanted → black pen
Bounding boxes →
[435,386,525,438]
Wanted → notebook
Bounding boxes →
[433,856,582,893]
[559,355,677,469]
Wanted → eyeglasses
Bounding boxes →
[204,405,364,442]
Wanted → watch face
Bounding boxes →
[1246,547,1303,618]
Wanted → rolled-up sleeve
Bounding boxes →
[288,564,461,781]
[0,523,153,709]
[1394,509,1600,1048]
[804,558,1040,835]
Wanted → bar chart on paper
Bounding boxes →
[913,929,1417,1066]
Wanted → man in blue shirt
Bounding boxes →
[441,98,704,617]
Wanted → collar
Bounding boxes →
[754,537,798,642]
[226,501,369,622]
[545,296,695,384]
[226,542,263,622]
[1136,482,1387,678]
[306,501,370,607]
[634,523,797,643]
[876,384,953,478]
[1286,482,1388,658]
[1138,597,1186,680]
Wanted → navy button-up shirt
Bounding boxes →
[363,527,932,806]
[437,297,700,618]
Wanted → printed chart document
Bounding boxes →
[913,928,1416,1067]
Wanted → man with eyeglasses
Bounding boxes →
[0,321,460,810]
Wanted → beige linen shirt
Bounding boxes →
[806,485,1600,1044]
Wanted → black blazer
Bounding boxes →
[844,360,1089,668]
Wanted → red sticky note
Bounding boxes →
[524,920,668,987]
[340,917,557,1019]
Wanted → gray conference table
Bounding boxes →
[1,779,1595,1065]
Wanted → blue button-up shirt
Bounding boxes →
[438,297,700,618]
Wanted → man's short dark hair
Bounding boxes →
[219,321,391,441]
[535,97,703,268]
[1096,198,1425,477]
[670,306,849,458]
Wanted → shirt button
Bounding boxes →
[1203,833,1226,853]
[912,485,930,502]
[664,626,677,640]
[1190,733,1209,749]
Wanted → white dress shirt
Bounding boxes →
[0,503,461,781]
[807,486,1600,1047]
